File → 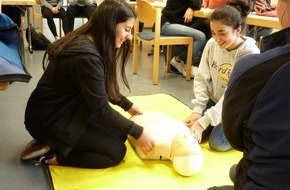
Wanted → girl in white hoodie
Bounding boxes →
[184,0,260,151]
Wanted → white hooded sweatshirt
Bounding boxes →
[192,36,260,129]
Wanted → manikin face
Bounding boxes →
[210,21,242,51]
[171,134,203,176]
[115,18,134,48]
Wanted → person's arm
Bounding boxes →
[56,0,64,9]
[109,95,133,111]
[202,0,209,8]
[41,0,54,9]
[187,0,202,10]
[191,43,212,117]
[72,55,143,139]
[254,0,277,17]
[184,42,212,136]
[197,94,224,129]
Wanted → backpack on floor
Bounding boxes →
[26,26,51,50]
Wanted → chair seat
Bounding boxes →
[138,32,185,41]
[138,32,155,40]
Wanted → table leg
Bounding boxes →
[253,26,257,41]
[26,7,33,53]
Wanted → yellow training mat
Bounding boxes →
[48,93,242,190]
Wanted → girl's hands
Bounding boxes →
[254,0,277,17]
[51,7,60,14]
[136,129,155,154]
[183,8,194,23]
[127,104,143,116]
[189,121,204,143]
[184,112,202,127]
[184,113,204,143]
[128,104,154,154]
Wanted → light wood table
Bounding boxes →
[127,1,166,9]
[1,0,36,53]
[1,0,35,6]
[193,8,281,29]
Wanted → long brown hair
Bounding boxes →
[43,0,136,101]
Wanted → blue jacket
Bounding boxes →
[223,27,290,190]
[0,13,31,83]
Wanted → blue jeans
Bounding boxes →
[205,100,232,152]
[161,22,206,64]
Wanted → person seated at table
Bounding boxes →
[129,111,203,177]
[247,0,276,41]
[161,0,209,78]
[41,0,70,40]
[202,0,228,9]
[67,0,97,32]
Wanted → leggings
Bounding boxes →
[41,6,70,37]
[57,116,127,168]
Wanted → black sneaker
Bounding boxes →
[20,140,54,165]
[25,149,55,165]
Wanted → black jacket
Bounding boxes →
[223,27,290,190]
[161,0,202,27]
[25,35,143,156]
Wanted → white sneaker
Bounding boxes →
[183,66,198,78]
[55,36,60,40]
[170,57,185,74]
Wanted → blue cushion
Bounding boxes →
[138,32,155,40]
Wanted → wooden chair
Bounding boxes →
[132,0,193,85]
[32,0,63,37]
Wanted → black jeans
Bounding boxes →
[66,5,96,32]
[41,6,70,37]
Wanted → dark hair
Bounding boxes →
[43,0,136,101]
[210,0,252,31]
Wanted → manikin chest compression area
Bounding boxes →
[129,111,203,176]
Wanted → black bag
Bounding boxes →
[26,26,51,50]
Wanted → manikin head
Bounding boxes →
[171,134,203,176]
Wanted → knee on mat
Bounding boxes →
[208,135,232,152]
[111,144,127,166]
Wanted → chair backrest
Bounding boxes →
[136,0,156,23]
[135,0,162,41]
